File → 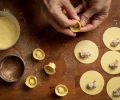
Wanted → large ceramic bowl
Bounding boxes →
[0,11,20,50]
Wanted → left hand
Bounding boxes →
[75,0,112,32]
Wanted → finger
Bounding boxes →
[80,7,99,26]
[80,14,108,32]
[80,19,103,32]
[92,13,108,27]
[58,28,76,37]
[44,0,78,28]
[75,4,83,14]
[51,6,79,28]
[63,0,80,20]
[48,17,76,37]
[80,24,95,32]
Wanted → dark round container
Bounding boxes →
[0,55,25,82]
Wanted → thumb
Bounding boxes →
[64,0,80,20]
[81,7,99,26]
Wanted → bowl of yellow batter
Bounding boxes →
[0,11,20,50]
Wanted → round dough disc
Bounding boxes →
[107,77,120,100]
[103,27,120,50]
[74,40,99,64]
[80,71,105,95]
[101,51,120,74]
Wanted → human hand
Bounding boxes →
[41,0,80,37]
[76,0,112,32]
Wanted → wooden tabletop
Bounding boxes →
[0,0,120,100]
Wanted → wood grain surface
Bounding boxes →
[0,0,120,100]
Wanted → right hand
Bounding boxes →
[41,0,80,37]
[76,0,111,32]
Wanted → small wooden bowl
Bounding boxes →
[0,55,25,82]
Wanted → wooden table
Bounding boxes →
[0,0,120,100]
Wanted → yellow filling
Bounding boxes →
[29,78,36,85]
[46,66,54,72]
[35,51,43,58]
[57,87,65,94]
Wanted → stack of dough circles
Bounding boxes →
[74,40,99,64]
[0,11,20,50]
[107,77,120,100]
[101,51,120,74]
[80,71,105,95]
[103,27,120,50]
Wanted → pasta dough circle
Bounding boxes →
[103,27,120,50]
[101,51,120,74]
[74,40,99,64]
[107,77,120,100]
[80,71,105,95]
